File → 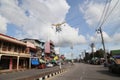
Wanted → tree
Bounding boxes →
[95,49,104,58]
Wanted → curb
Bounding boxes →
[36,69,66,80]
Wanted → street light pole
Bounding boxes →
[52,22,65,69]
[90,43,95,64]
[58,47,61,69]
[70,44,74,65]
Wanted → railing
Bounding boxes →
[0,50,30,57]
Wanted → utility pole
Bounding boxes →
[97,27,107,65]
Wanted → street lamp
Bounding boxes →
[70,44,74,65]
[52,22,65,69]
[90,43,95,64]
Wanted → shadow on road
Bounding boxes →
[97,69,120,77]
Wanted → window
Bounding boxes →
[18,46,22,53]
[22,47,25,53]
[0,40,2,49]
[8,43,12,51]
[14,45,18,52]
[2,42,8,51]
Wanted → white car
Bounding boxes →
[46,63,53,68]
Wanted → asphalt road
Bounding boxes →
[48,63,120,80]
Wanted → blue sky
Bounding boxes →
[0,0,120,59]
[66,0,92,35]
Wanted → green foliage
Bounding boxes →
[95,49,104,58]
[84,49,105,60]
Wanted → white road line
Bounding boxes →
[83,71,85,74]
[80,76,83,80]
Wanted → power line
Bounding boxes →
[96,0,120,49]
[95,0,112,65]
[98,0,111,27]
[100,0,119,27]
[95,0,119,65]
[100,0,112,27]
[95,0,108,29]
[102,0,119,28]
[97,0,119,29]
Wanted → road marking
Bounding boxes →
[80,76,83,80]
[83,71,85,74]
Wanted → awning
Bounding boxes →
[39,59,46,63]
[31,58,39,65]
[113,55,120,59]
[54,56,58,60]
[51,59,56,63]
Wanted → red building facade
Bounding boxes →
[44,40,55,62]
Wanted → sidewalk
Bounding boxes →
[0,64,71,80]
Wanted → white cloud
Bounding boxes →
[79,1,104,26]
[54,24,86,46]
[0,0,86,47]
[102,31,111,42]
[89,31,111,44]
[112,33,120,43]
[0,0,29,27]
[79,0,120,50]
[89,31,120,46]
[79,0,120,28]
[54,47,60,54]
[0,15,7,33]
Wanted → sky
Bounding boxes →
[0,0,120,59]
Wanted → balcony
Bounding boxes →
[0,49,30,57]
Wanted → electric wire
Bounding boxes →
[99,0,119,29]
[95,0,108,30]
[95,0,119,48]
[98,0,112,29]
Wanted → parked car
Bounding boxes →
[90,57,101,65]
[108,58,120,73]
[38,63,46,69]
[46,63,53,68]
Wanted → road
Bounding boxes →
[48,63,120,80]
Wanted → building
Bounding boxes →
[25,41,38,68]
[21,39,46,68]
[39,40,45,57]
[21,39,45,58]
[44,40,55,62]
[110,49,120,58]
[0,33,31,72]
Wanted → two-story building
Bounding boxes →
[21,39,46,68]
[21,39,45,58]
[0,33,31,72]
